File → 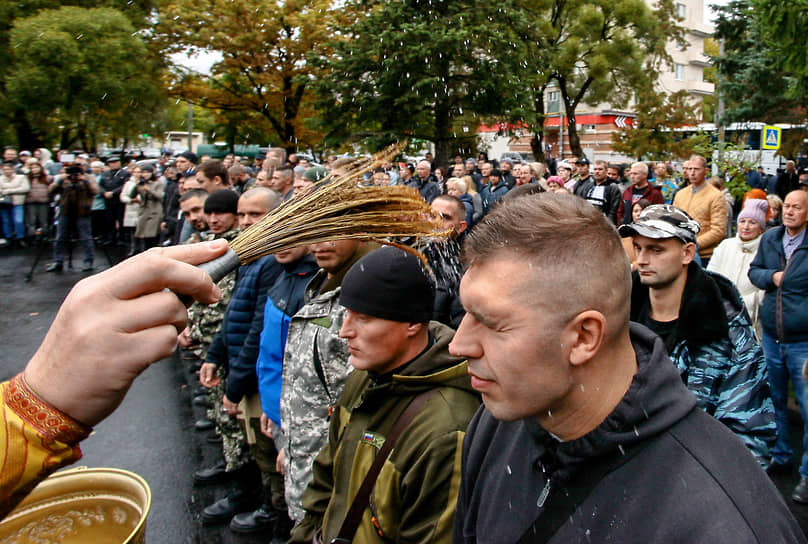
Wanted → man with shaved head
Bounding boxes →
[451,193,802,542]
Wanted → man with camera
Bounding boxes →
[46,162,99,272]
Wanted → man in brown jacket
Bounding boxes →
[673,154,727,265]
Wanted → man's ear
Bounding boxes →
[560,310,607,367]
[682,242,697,265]
[407,322,426,338]
[456,220,468,235]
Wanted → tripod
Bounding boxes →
[25,203,115,282]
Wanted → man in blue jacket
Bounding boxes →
[198,187,283,526]
[229,243,317,537]
[749,189,808,502]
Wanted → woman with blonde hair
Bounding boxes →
[460,174,483,224]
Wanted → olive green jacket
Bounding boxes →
[290,322,480,544]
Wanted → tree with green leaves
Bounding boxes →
[311,0,517,165]
[611,88,699,160]
[6,6,165,150]
[491,0,683,160]
[753,0,808,101]
[0,0,157,148]
[711,0,802,124]
[157,0,333,153]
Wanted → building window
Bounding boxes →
[674,63,685,81]
[676,3,686,19]
[548,91,560,102]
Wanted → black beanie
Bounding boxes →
[340,246,434,323]
[204,189,239,214]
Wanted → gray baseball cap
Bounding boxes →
[618,204,700,244]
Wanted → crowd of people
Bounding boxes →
[2,144,808,542]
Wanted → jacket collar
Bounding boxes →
[527,324,696,481]
[631,262,729,349]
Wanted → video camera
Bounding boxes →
[65,165,84,183]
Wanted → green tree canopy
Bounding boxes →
[6,6,165,150]
[712,0,802,124]
[611,88,699,160]
[487,0,683,160]
[0,0,158,148]
[753,0,808,101]
[311,0,517,164]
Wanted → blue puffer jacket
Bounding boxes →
[257,254,319,425]
[631,264,776,465]
[206,255,283,403]
[748,225,808,343]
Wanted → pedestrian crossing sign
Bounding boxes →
[763,126,781,150]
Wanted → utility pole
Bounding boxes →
[715,40,726,175]
[187,102,194,153]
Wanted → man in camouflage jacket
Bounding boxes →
[280,240,375,522]
[621,205,776,466]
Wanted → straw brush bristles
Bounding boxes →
[229,144,450,264]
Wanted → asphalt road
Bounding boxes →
[1,242,808,541]
[0,243,282,543]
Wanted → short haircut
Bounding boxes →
[199,160,230,185]
[631,162,648,176]
[331,157,354,170]
[464,193,630,333]
[267,147,287,164]
[229,164,246,177]
[241,186,281,212]
[689,155,707,169]
[276,164,294,181]
[594,160,608,168]
[503,183,544,201]
[179,188,208,203]
[433,194,466,219]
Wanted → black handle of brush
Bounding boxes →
[176,247,241,306]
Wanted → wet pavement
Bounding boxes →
[1,241,808,541]
[0,243,283,543]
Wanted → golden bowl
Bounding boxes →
[0,467,151,544]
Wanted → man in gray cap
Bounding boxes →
[289,246,480,544]
[620,204,775,465]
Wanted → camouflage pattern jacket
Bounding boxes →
[280,245,374,522]
[631,263,776,465]
[187,228,239,359]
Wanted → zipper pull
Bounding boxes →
[537,478,552,508]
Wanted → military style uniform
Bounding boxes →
[280,245,374,522]
[186,228,249,471]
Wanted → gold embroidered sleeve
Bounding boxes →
[0,374,92,519]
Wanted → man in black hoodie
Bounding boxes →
[449,193,803,543]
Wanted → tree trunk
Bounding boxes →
[60,127,76,151]
[13,109,42,151]
[434,101,451,167]
[566,116,582,158]
[282,76,297,154]
[529,91,547,162]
